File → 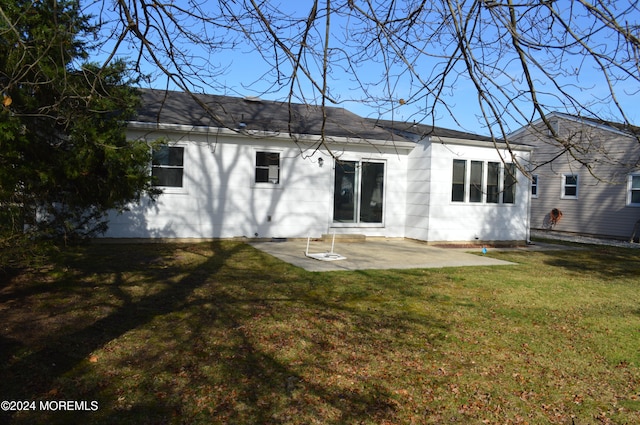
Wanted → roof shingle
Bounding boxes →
[134,88,497,143]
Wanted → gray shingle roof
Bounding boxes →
[366,118,496,142]
[549,112,640,136]
[135,89,409,143]
[134,88,494,143]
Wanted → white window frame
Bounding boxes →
[627,173,640,206]
[332,158,386,228]
[561,174,579,199]
[486,161,501,204]
[451,159,466,202]
[469,160,484,203]
[151,144,187,194]
[503,163,516,204]
[253,150,283,188]
[531,174,539,198]
[451,159,516,205]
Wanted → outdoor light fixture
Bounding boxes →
[318,157,324,167]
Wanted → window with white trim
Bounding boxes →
[255,151,280,184]
[486,162,500,203]
[628,174,640,206]
[503,163,516,204]
[152,146,184,187]
[531,175,539,198]
[451,159,466,202]
[562,174,578,199]
[469,161,484,203]
[451,159,516,204]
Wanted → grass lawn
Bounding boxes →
[1,240,639,424]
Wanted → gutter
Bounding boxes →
[127,121,417,150]
[432,135,534,152]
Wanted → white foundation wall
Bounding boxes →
[104,130,411,239]
[423,143,531,243]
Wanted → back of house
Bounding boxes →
[102,89,533,245]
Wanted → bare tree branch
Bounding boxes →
[85,0,640,174]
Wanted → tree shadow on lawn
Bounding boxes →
[1,242,449,424]
[0,242,238,421]
[536,245,640,280]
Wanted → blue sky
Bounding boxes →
[86,0,639,135]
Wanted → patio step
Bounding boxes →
[321,233,366,243]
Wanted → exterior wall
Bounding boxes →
[512,117,640,239]
[404,139,432,240]
[104,128,411,239]
[416,142,531,244]
[326,145,409,238]
[104,126,532,243]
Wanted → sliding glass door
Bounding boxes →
[333,160,384,224]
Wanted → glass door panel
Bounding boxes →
[359,162,384,223]
[333,160,384,224]
[333,161,357,222]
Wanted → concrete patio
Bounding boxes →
[250,238,520,272]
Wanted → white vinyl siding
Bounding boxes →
[511,114,640,239]
[628,174,640,206]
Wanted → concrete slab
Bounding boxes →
[250,239,516,272]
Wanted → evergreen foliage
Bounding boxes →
[0,0,156,246]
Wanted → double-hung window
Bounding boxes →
[562,174,578,199]
[451,159,516,204]
[152,146,184,188]
[628,174,640,206]
[255,151,280,184]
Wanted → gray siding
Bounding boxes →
[511,116,640,240]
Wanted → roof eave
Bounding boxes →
[508,112,637,139]
[126,121,417,150]
[432,135,534,151]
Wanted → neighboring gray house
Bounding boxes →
[103,89,533,244]
[509,112,640,241]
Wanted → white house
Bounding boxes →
[103,89,533,244]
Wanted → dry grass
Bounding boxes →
[1,241,639,424]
